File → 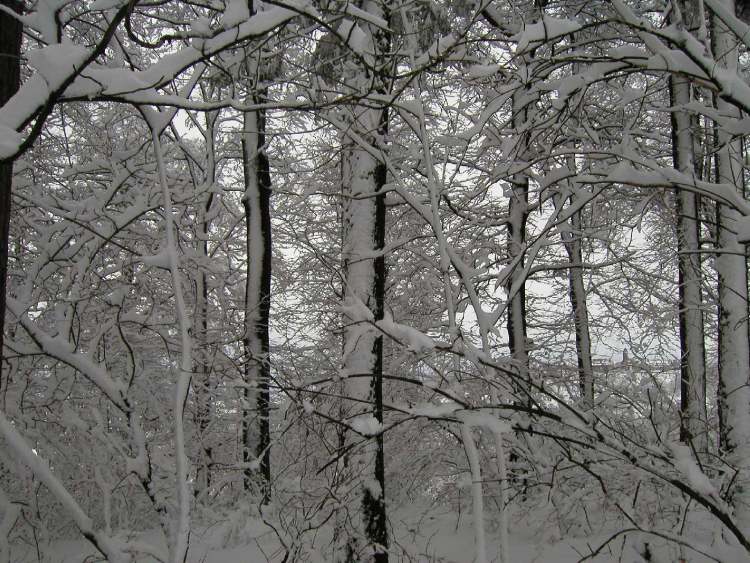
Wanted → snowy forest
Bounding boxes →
[6,0,750,561]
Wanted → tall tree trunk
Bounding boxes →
[560,50,594,410]
[712,0,750,539]
[670,1,708,451]
[239,0,273,503]
[195,218,213,495]
[0,0,22,386]
[507,72,531,407]
[337,4,390,560]
[502,2,544,501]
[148,112,195,563]
[241,96,272,502]
[339,107,388,563]
[190,108,219,499]
[194,111,217,497]
[561,190,595,410]
[507,1,547,409]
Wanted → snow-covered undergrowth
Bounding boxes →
[9,492,737,562]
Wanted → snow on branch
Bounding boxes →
[0,2,301,160]
[7,298,129,412]
[0,410,129,563]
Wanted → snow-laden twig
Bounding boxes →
[7,298,129,412]
[0,409,128,562]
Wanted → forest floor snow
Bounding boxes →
[14,501,722,562]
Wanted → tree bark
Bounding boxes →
[239,0,273,503]
[338,105,389,563]
[194,111,218,498]
[507,2,546,408]
[561,190,595,410]
[668,0,708,450]
[241,97,272,502]
[669,13,708,450]
[559,49,595,410]
[712,0,750,537]
[195,214,213,494]
[337,5,390,559]
[507,75,531,407]
[0,0,22,386]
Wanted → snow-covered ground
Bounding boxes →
[11,503,718,563]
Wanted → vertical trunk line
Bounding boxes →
[149,119,194,563]
[712,0,750,538]
[241,92,273,502]
[365,108,388,562]
[241,0,273,501]
[669,31,708,450]
[562,194,595,410]
[560,52,595,410]
[257,99,273,500]
[0,0,23,389]
[195,110,219,497]
[336,3,390,559]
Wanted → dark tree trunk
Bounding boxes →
[195,190,214,497]
[241,97,272,502]
[334,4,391,559]
[561,192,595,410]
[364,116,388,563]
[336,14,390,558]
[670,66,708,450]
[506,171,529,400]
[0,0,23,386]
[240,0,273,503]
